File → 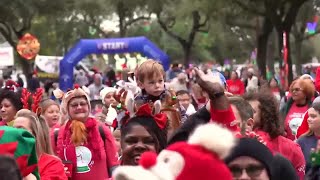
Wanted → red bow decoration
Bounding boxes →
[5,80,19,91]
[135,103,168,130]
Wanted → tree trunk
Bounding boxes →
[257,35,268,78]
[267,30,276,75]
[183,44,192,68]
[295,39,303,76]
[117,2,126,37]
[256,18,273,79]
[19,56,33,80]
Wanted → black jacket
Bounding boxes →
[168,107,211,145]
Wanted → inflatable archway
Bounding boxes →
[59,36,170,91]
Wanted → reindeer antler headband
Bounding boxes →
[111,86,167,129]
[21,88,44,116]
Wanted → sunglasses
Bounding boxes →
[229,164,265,178]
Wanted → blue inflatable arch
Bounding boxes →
[59,36,170,91]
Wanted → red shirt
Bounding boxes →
[285,103,309,140]
[256,131,305,180]
[52,123,119,180]
[39,154,68,180]
[315,67,320,92]
[226,79,245,95]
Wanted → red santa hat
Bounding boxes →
[113,123,236,180]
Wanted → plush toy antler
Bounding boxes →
[21,88,31,109]
[111,87,135,128]
[21,88,43,115]
[160,90,181,130]
[31,88,43,115]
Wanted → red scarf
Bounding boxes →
[57,117,102,169]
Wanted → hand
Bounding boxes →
[193,67,222,85]
[225,92,234,97]
[193,67,224,100]
[126,76,140,95]
[106,105,118,125]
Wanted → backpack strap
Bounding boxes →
[99,125,106,146]
[54,129,59,147]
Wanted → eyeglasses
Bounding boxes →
[229,165,265,178]
[290,88,303,93]
[69,102,88,109]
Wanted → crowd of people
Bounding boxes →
[1,60,320,180]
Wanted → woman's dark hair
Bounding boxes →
[121,116,168,152]
[0,155,22,180]
[0,89,23,111]
[231,70,238,79]
[243,90,283,139]
[268,77,279,86]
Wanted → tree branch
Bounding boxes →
[198,15,209,27]
[233,0,265,16]
[0,22,17,48]
[124,16,151,28]
[156,13,187,45]
[82,14,111,37]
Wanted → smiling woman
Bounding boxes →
[120,106,169,166]
[0,83,23,126]
[53,85,119,180]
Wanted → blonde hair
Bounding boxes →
[15,109,54,155]
[136,60,165,82]
[40,99,59,115]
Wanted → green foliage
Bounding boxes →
[0,0,315,69]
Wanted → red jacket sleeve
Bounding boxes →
[292,144,306,180]
[239,81,245,95]
[39,155,68,180]
[210,103,238,132]
[315,67,320,92]
[102,126,120,169]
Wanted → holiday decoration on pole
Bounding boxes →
[307,16,318,35]
[16,33,40,60]
[142,21,151,32]
[281,32,288,90]
[89,26,97,35]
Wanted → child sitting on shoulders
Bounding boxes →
[135,60,167,105]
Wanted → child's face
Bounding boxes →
[104,92,116,107]
[177,93,191,110]
[139,75,164,97]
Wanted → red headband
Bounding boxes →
[135,103,167,130]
